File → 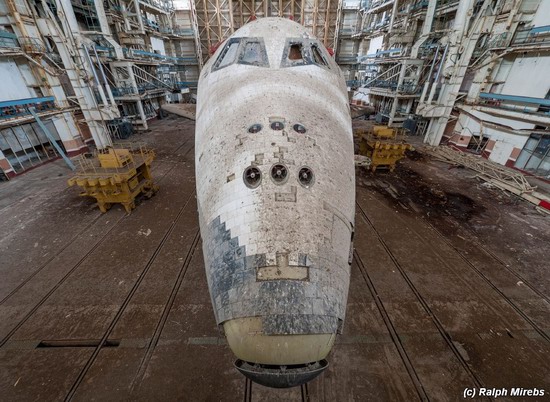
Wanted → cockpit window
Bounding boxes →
[289,44,303,60]
[281,39,332,69]
[311,45,327,66]
[282,40,307,67]
[238,39,269,67]
[212,39,240,71]
[212,37,269,71]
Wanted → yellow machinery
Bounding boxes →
[372,125,397,139]
[354,125,412,172]
[355,125,399,140]
[68,144,159,213]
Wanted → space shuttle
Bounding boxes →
[195,17,355,388]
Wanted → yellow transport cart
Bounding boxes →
[68,144,159,213]
[360,140,412,172]
[354,126,412,172]
[371,125,397,139]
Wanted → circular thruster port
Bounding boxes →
[270,164,288,184]
[270,121,285,131]
[293,123,307,134]
[298,166,314,188]
[243,166,262,188]
[248,124,262,133]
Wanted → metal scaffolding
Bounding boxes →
[192,0,341,60]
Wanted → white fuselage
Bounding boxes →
[195,17,355,374]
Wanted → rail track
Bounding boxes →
[353,249,429,401]
[424,217,550,306]
[364,189,550,343]
[242,378,311,402]
[0,214,127,349]
[0,160,180,308]
[355,199,489,395]
[0,133,199,402]
[63,197,199,400]
[129,230,201,392]
[0,211,107,306]
[369,175,550,306]
[421,218,550,343]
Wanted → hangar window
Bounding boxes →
[238,39,269,67]
[212,39,240,71]
[515,133,550,177]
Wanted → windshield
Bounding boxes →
[212,38,269,71]
[281,39,332,69]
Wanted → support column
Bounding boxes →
[410,0,437,58]
[423,0,496,146]
[93,0,112,35]
[389,62,407,126]
[134,0,146,33]
[45,0,116,149]
[388,97,399,126]
[0,149,16,179]
[136,101,148,130]
[388,0,399,34]
[53,113,89,157]
[93,46,117,107]
[405,99,414,114]
[467,59,497,103]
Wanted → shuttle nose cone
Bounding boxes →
[224,317,336,388]
[235,359,328,388]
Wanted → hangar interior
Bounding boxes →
[0,0,549,400]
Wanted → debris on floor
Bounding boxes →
[422,145,550,214]
[161,103,197,120]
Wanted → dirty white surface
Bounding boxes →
[195,17,355,365]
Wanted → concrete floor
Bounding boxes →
[1,115,549,401]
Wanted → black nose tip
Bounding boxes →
[235,359,329,388]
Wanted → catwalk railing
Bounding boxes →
[474,25,550,56]
[0,97,57,120]
[0,32,45,54]
[478,92,550,116]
